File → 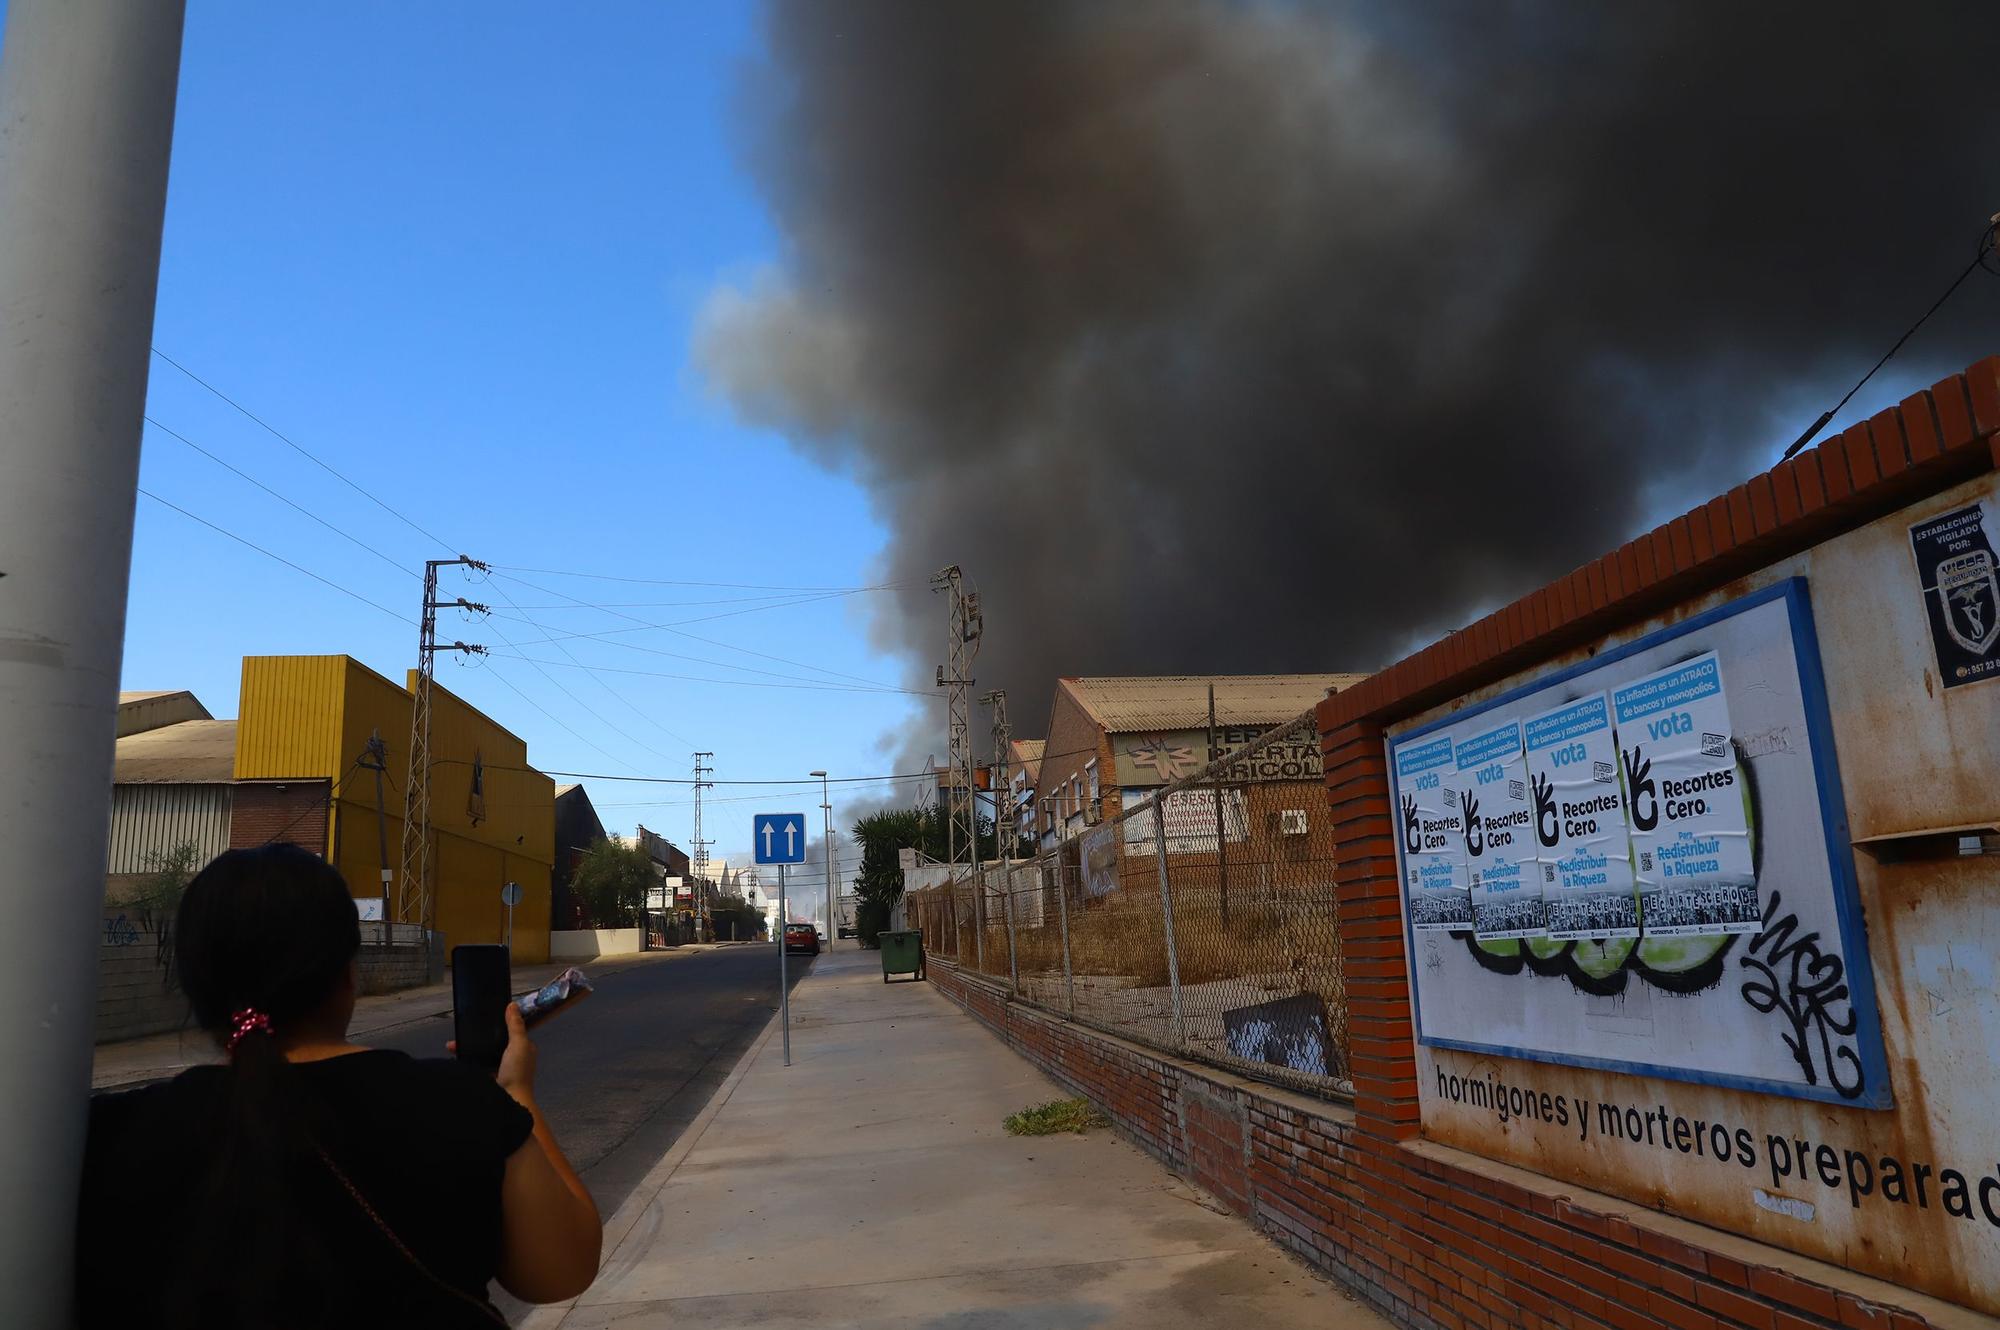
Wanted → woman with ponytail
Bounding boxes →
[76,844,601,1328]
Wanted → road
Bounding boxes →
[362,942,808,1221]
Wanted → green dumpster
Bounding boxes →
[880,929,925,983]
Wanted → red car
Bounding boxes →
[783,922,820,956]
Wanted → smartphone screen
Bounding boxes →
[452,944,511,1071]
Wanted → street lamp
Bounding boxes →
[810,770,833,950]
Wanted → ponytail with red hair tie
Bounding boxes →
[225,1007,274,1054]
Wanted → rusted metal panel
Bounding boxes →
[1398,471,2000,1315]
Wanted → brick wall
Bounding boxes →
[95,912,188,1043]
[229,779,331,853]
[929,961,1974,1330]
[356,939,438,995]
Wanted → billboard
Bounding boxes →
[1387,579,1888,1107]
[1120,787,1248,856]
[1078,821,1121,899]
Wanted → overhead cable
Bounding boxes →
[138,489,415,626]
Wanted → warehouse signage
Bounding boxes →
[1386,580,1888,1107]
[1114,726,1319,787]
[1120,788,1248,856]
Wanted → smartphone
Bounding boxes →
[516,967,593,1029]
[452,944,512,1071]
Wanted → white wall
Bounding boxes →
[550,927,642,960]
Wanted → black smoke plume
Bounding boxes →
[698,1,1999,748]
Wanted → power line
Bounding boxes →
[152,350,717,770]
[138,488,415,626]
[477,639,650,776]
[1783,216,2000,460]
[429,738,1113,786]
[489,563,909,593]
[479,577,698,757]
[483,592,842,611]
[490,570,921,693]
[481,651,933,696]
[490,572,881,642]
[483,628,930,695]
[150,346,454,550]
[144,416,419,582]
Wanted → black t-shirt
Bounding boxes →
[77,1049,534,1328]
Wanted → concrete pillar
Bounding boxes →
[0,1,186,1320]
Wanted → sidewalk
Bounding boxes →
[90,946,723,1091]
[520,945,1393,1330]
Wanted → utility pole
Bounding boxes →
[811,770,834,949]
[1209,684,1231,931]
[399,558,488,935]
[981,691,1011,855]
[360,730,393,949]
[0,3,186,1319]
[691,752,713,940]
[932,566,981,957]
[981,690,1018,989]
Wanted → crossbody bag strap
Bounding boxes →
[313,1145,508,1327]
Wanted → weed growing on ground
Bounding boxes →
[1003,1096,1111,1136]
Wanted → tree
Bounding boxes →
[708,892,766,941]
[849,804,996,946]
[569,836,654,929]
[129,839,202,933]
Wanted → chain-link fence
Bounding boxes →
[904,712,1349,1099]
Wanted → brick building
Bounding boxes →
[1027,674,1364,849]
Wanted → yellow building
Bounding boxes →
[234,656,555,963]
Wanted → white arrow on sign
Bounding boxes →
[762,821,777,858]
[784,819,799,857]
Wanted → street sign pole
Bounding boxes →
[500,880,522,949]
[753,813,807,1069]
[778,862,791,1067]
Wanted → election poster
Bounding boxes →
[1452,719,1543,939]
[1612,653,1760,937]
[1393,732,1470,930]
[1522,692,1638,940]
[1384,580,1886,1107]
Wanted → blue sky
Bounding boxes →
[4,4,1967,923]
[1,3,920,919]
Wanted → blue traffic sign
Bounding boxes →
[753,812,808,865]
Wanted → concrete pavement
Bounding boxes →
[90,946,723,1091]
[520,943,1391,1330]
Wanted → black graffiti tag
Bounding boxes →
[1739,891,1864,1099]
[1622,743,1658,832]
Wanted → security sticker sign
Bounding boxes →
[1910,501,2000,689]
[1453,719,1542,939]
[1393,732,1470,931]
[1522,692,1638,940]
[1611,653,1760,937]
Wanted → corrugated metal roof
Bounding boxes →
[115,689,213,738]
[1011,739,1046,760]
[555,783,581,797]
[1061,674,1366,732]
[114,719,239,784]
